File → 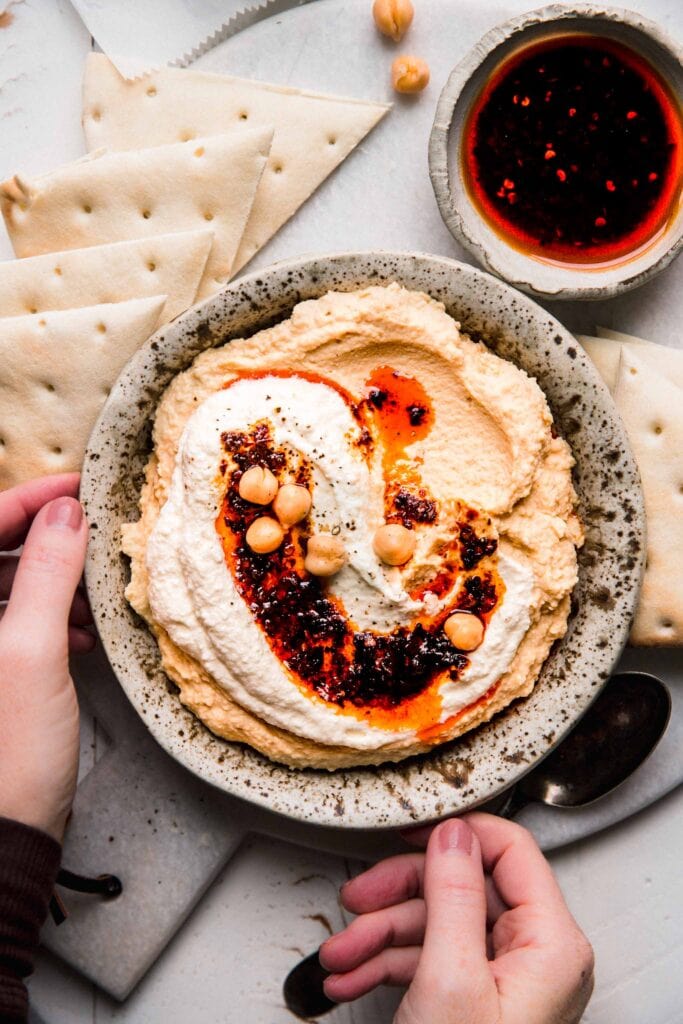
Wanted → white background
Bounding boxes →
[0,0,681,1021]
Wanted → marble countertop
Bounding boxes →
[0,0,680,1020]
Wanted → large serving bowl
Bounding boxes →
[81,251,645,829]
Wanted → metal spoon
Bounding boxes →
[497,671,671,818]
[283,671,671,1018]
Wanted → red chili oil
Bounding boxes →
[362,365,439,528]
[462,33,683,265]
[214,417,501,713]
[364,365,434,462]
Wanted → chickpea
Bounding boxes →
[373,523,416,565]
[238,465,278,505]
[304,533,347,577]
[372,0,413,42]
[391,55,430,94]
[444,611,485,652]
[245,516,284,554]
[273,483,312,527]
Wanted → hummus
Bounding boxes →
[123,285,583,769]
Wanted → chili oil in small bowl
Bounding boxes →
[429,4,683,300]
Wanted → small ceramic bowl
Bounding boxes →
[429,4,683,300]
[81,251,645,829]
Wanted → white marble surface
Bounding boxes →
[0,0,681,1020]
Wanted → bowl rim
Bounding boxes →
[428,2,683,301]
[81,249,646,829]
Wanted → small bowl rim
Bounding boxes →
[429,2,683,301]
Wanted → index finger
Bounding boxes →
[464,812,568,912]
[0,474,80,550]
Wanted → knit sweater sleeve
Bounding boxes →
[0,818,61,1023]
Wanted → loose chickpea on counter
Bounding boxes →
[305,534,347,577]
[372,0,414,42]
[238,465,279,505]
[273,484,312,527]
[444,611,485,652]
[391,55,430,93]
[246,516,285,554]
[373,523,416,565]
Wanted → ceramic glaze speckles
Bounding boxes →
[81,251,645,829]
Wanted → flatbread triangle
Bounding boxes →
[613,349,683,646]
[0,295,165,489]
[0,129,273,298]
[578,332,683,393]
[0,230,212,325]
[579,329,683,646]
[82,53,390,274]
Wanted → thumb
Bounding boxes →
[3,496,88,659]
[410,819,497,1022]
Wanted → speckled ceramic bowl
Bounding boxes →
[429,4,683,300]
[81,251,645,829]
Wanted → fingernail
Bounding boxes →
[438,818,473,855]
[46,497,83,531]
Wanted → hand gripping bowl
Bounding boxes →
[81,252,645,829]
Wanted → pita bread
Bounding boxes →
[0,295,165,490]
[613,349,683,645]
[82,53,389,273]
[0,230,212,326]
[0,129,273,298]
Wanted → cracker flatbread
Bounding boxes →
[82,53,389,273]
[0,230,212,325]
[576,334,624,392]
[579,333,683,392]
[0,295,165,490]
[613,350,683,645]
[0,129,273,298]
[596,326,655,344]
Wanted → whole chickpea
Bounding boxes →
[391,55,430,93]
[444,611,485,651]
[273,484,312,527]
[245,516,284,554]
[372,0,414,42]
[373,523,416,565]
[238,465,279,505]
[304,533,347,577]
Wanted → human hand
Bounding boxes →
[0,475,92,842]
[320,813,594,1024]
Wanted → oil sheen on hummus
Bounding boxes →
[123,285,583,769]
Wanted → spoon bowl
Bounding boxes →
[502,671,671,816]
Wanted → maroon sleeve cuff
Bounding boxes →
[0,818,61,1023]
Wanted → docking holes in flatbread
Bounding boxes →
[82,53,389,273]
[578,330,683,393]
[0,230,212,325]
[0,129,273,299]
[578,329,683,645]
[614,350,683,646]
[0,295,165,490]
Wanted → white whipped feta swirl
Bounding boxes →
[146,376,534,750]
